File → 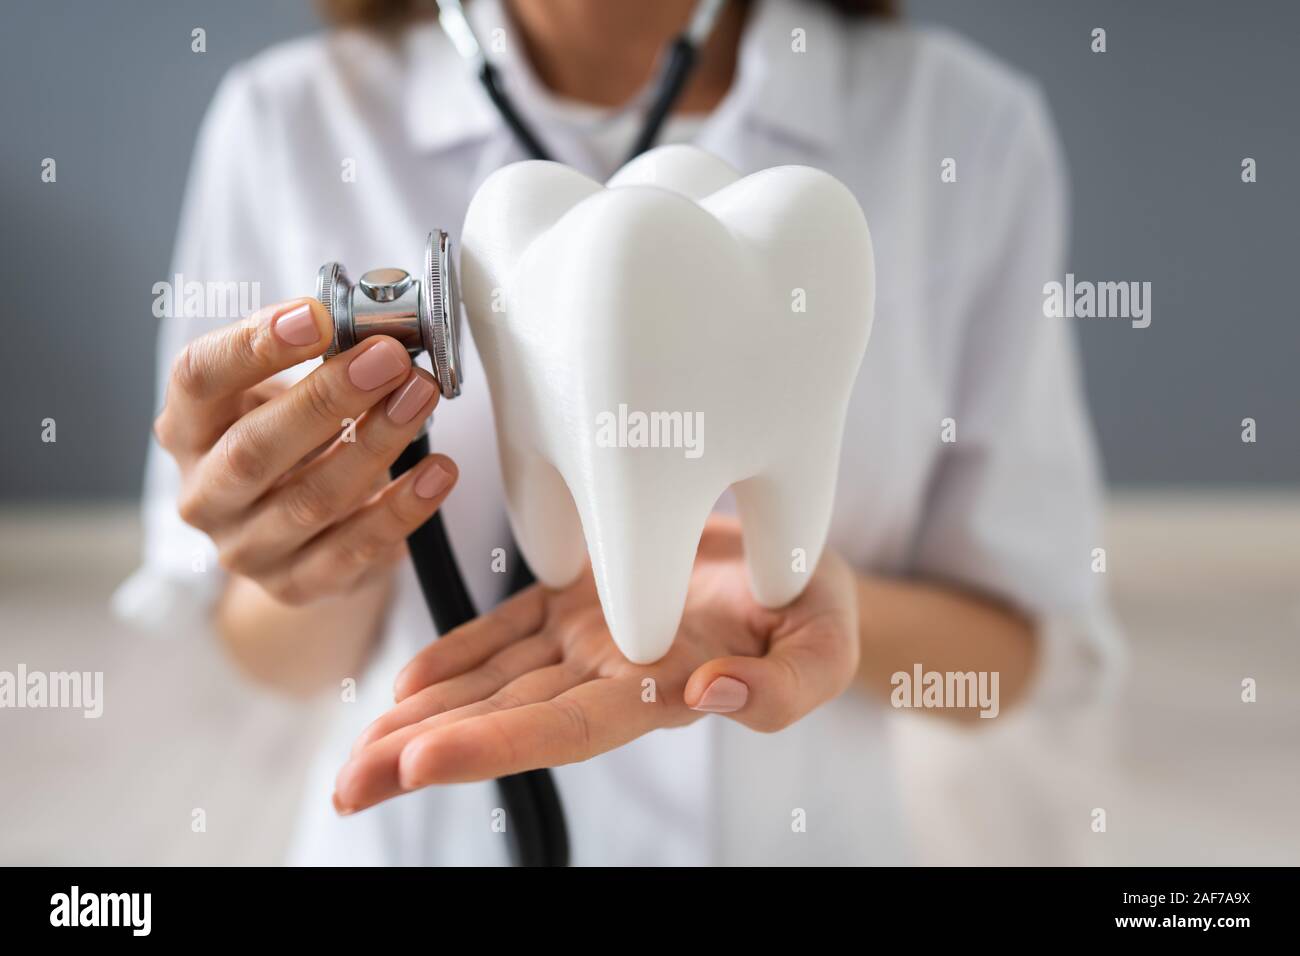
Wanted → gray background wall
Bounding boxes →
[1,0,1296,500]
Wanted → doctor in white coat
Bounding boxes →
[121,0,1120,865]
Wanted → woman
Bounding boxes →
[129,0,1120,864]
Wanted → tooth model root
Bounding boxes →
[579,470,719,666]
[733,454,838,609]
[499,447,587,589]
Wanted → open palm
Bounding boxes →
[333,515,860,815]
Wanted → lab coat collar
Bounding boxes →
[402,5,501,153]
[728,0,846,152]
[403,0,847,155]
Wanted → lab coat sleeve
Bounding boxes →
[112,65,281,633]
[906,86,1124,711]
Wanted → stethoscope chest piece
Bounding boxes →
[317,230,464,399]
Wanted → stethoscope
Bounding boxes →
[314,0,728,867]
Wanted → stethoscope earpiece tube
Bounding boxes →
[625,36,698,163]
[479,61,554,163]
[390,434,570,867]
[446,0,723,166]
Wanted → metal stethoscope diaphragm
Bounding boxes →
[316,230,464,399]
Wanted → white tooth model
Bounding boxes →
[461,145,874,664]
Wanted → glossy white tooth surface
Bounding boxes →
[461,145,874,664]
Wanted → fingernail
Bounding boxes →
[272,302,320,346]
[348,339,408,390]
[385,373,437,425]
[332,792,355,816]
[692,676,748,713]
[414,462,454,499]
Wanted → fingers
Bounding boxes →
[352,634,562,752]
[392,586,548,701]
[334,675,655,812]
[686,550,860,732]
[182,336,412,524]
[336,663,586,812]
[685,614,859,732]
[255,453,458,606]
[398,677,659,787]
[218,369,442,571]
[155,299,332,454]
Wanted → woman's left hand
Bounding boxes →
[333,515,860,814]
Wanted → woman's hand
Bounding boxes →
[154,298,458,606]
[333,515,860,814]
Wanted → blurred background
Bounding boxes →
[1,0,1297,864]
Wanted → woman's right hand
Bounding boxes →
[153,297,458,606]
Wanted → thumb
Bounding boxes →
[685,621,857,733]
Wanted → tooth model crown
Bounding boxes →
[461,145,875,664]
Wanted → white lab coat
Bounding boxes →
[117,0,1121,865]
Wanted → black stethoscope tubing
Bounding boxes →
[390,436,569,867]
[478,33,702,167]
